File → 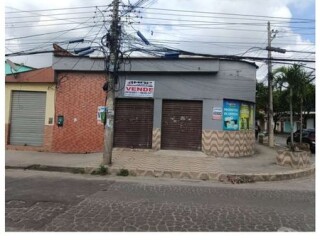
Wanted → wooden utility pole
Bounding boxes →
[267,21,274,147]
[103,0,120,165]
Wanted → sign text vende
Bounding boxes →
[124,80,155,97]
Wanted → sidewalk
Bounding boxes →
[5,143,315,182]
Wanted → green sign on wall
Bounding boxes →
[223,100,254,131]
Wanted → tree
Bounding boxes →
[302,82,315,127]
[256,81,289,132]
[255,81,268,126]
[272,89,289,132]
[273,64,313,150]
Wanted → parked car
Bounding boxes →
[286,129,315,153]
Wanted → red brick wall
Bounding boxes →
[52,72,106,153]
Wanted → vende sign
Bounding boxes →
[124,80,155,98]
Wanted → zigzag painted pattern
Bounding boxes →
[152,128,161,150]
[202,130,255,157]
[276,149,310,169]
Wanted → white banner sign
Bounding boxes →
[124,80,155,97]
[212,107,222,120]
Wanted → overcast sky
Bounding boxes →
[4,0,315,81]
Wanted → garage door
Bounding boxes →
[114,99,154,149]
[10,91,46,146]
[162,100,202,150]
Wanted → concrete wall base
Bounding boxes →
[202,130,255,157]
[276,149,311,169]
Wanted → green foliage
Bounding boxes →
[273,64,314,105]
[273,64,314,148]
[304,83,315,111]
[255,81,268,116]
[117,168,129,176]
[256,65,315,133]
[91,165,108,175]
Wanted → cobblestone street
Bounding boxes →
[5,170,315,232]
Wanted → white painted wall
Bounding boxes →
[307,118,315,129]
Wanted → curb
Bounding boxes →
[5,165,95,174]
[6,164,315,183]
[108,164,315,183]
[217,165,315,183]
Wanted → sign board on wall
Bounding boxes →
[212,107,222,120]
[223,100,254,131]
[124,80,155,98]
[250,106,254,129]
[223,100,240,131]
[239,103,250,130]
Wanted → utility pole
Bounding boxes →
[267,21,274,147]
[103,0,120,165]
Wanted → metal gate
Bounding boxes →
[10,91,46,146]
[161,100,202,150]
[114,99,154,149]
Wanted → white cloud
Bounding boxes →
[5,0,315,80]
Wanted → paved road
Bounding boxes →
[5,170,315,232]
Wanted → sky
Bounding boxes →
[4,0,316,81]
[288,0,315,42]
[1,1,318,239]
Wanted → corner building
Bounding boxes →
[53,57,257,157]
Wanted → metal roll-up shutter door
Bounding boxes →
[162,100,202,151]
[10,91,46,146]
[114,99,154,149]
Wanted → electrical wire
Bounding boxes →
[5,10,107,19]
[5,16,106,24]
[6,3,314,22]
[5,4,112,13]
[6,24,104,41]
[122,5,315,21]
[131,16,314,29]
[5,1,315,74]
[133,10,314,24]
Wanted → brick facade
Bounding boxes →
[52,72,106,153]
